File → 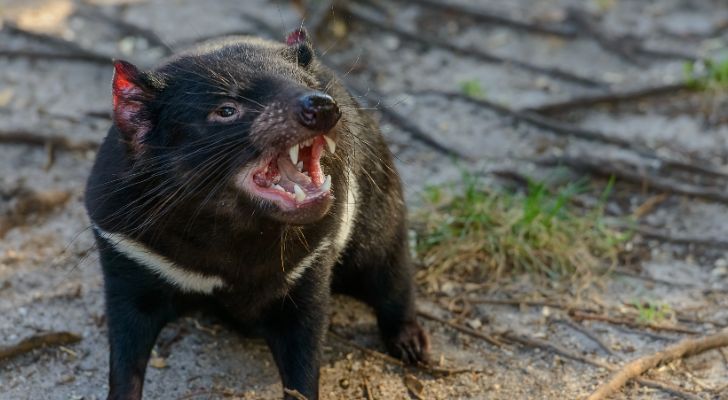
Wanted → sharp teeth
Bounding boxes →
[304,138,313,147]
[289,144,299,165]
[296,161,303,172]
[272,184,285,192]
[321,175,331,192]
[323,135,336,154]
[293,184,306,202]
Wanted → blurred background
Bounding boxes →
[1,0,728,399]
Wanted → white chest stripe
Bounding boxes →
[94,226,225,294]
[334,169,358,251]
[287,170,359,285]
[286,239,331,285]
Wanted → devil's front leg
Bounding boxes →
[261,267,330,400]
[97,241,177,400]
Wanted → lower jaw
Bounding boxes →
[264,194,334,224]
[235,167,335,224]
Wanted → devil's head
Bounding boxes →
[108,29,351,226]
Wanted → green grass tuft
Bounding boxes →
[415,173,627,281]
[632,300,673,324]
[459,79,486,99]
[684,57,728,90]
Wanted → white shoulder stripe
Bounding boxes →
[94,226,225,294]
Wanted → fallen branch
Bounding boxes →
[410,89,728,180]
[0,49,110,64]
[0,130,99,152]
[0,331,81,361]
[419,307,701,400]
[537,156,728,205]
[588,328,728,400]
[3,22,111,64]
[565,8,694,66]
[569,310,699,335]
[397,0,576,37]
[566,8,646,66]
[74,7,173,54]
[501,333,703,400]
[527,83,690,115]
[345,3,606,89]
[469,297,589,311]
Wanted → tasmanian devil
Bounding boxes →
[84,28,429,400]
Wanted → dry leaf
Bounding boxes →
[403,374,424,400]
[149,356,167,369]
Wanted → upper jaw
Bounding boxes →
[235,132,338,215]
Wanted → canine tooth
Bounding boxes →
[289,144,299,164]
[323,135,336,154]
[293,184,306,202]
[296,161,303,172]
[321,175,332,192]
[272,184,285,192]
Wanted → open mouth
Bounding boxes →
[240,134,336,211]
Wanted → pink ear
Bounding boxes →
[286,28,308,46]
[112,60,152,149]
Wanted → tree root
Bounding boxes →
[588,328,728,400]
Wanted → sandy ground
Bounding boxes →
[1,0,728,399]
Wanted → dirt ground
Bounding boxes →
[1,0,728,399]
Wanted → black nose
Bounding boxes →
[297,92,341,131]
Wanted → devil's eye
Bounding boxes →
[217,106,236,118]
[209,103,241,122]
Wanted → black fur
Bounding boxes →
[85,31,428,400]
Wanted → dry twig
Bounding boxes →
[552,318,616,357]
[3,22,111,64]
[416,309,504,347]
[501,333,702,400]
[537,156,728,205]
[344,3,606,88]
[527,83,690,115]
[397,0,576,37]
[328,329,477,376]
[0,130,99,152]
[0,49,110,64]
[74,7,172,54]
[0,331,81,361]
[588,328,728,400]
[565,8,694,65]
[415,89,728,180]
[418,308,701,399]
[569,310,698,335]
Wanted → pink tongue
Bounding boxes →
[277,156,312,188]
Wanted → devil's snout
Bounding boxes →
[296,92,341,131]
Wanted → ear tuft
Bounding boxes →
[286,28,308,46]
[111,60,154,151]
[285,28,314,67]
